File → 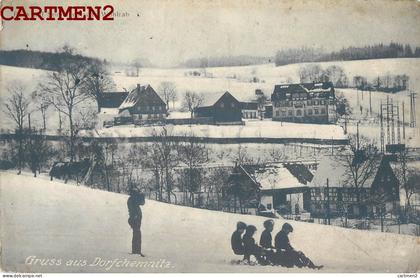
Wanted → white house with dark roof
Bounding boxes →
[271,82,337,124]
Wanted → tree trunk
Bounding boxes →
[42,108,47,131]
[17,127,23,175]
[69,108,75,162]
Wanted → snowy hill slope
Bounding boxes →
[1,171,419,273]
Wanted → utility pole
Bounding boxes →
[386,96,390,145]
[357,88,360,109]
[402,101,406,141]
[326,178,331,225]
[397,104,401,144]
[409,91,417,127]
[357,121,360,150]
[344,114,348,134]
[380,102,384,153]
[391,98,395,144]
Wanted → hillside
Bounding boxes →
[1,58,419,146]
[1,171,419,272]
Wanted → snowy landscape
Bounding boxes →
[1,0,420,274]
[1,171,419,273]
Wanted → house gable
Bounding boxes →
[370,156,400,201]
[98,92,129,108]
[119,84,167,116]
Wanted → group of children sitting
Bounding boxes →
[231,220,323,269]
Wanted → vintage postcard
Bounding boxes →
[0,0,419,275]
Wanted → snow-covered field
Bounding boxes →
[80,120,346,141]
[1,171,419,273]
[1,58,419,146]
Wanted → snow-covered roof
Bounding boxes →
[118,84,165,111]
[242,162,313,191]
[272,82,335,101]
[200,91,254,107]
[310,155,383,188]
[98,91,129,108]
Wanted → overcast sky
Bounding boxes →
[2,0,420,67]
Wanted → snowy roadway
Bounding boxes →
[1,171,419,273]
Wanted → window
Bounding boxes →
[220,103,225,108]
[288,110,293,116]
[296,110,302,116]
[145,106,149,111]
[314,109,319,115]
[138,114,142,120]
[308,109,313,115]
[321,108,326,114]
[231,103,235,108]
[314,100,319,105]
[282,111,287,116]
[276,110,280,117]
[147,114,151,119]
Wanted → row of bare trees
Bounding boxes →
[156,81,206,118]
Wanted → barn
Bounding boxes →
[118,84,168,123]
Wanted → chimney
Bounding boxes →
[136,84,140,90]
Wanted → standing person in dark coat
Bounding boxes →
[242,225,268,265]
[231,221,247,256]
[127,189,145,256]
[274,223,323,269]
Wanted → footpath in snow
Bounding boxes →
[0,171,418,273]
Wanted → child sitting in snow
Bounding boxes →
[231,221,247,256]
[242,225,269,265]
[259,219,276,264]
[274,222,323,269]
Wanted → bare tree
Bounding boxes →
[232,144,254,165]
[177,134,209,206]
[149,126,179,203]
[31,90,50,131]
[3,83,30,174]
[158,81,177,110]
[339,134,379,216]
[131,59,143,77]
[81,61,115,112]
[26,130,55,177]
[268,146,286,162]
[205,167,230,210]
[394,150,419,212]
[298,64,324,83]
[39,47,91,161]
[182,91,204,118]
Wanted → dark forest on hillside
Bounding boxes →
[0,49,104,71]
[274,43,420,66]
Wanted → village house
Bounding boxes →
[309,155,400,218]
[118,84,168,123]
[194,91,261,123]
[97,91,130,126]
[241,102,259,119]
[271,82,337,124]
[227,161,317,216]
